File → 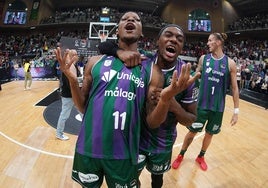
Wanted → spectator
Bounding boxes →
[23,59,32,90]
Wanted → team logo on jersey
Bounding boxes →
[206,58,210,66]
[220,63,226,69]
[205,67,212,73]
[77,172,99,183]
[101,70,117,82]
[104,59,112,66]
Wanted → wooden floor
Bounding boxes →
[0,80,267,188]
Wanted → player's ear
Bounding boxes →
[116,28,119,38]
[140,33,144,39]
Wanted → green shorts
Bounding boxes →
[187,108,224,134]
[138,150,172,175]
[72,152,139,188]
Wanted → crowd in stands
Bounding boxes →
[228,13,268,31]
[40,7,268,33]
[0,8,268,95]
[236,57,268,94]
[40,7,167,29]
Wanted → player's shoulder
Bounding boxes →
[177,57,187,65]
[84,55,106,70]
[88,55,105,61]
[227,56,235,63]
[199,54,206,62]
[227,56,237,70]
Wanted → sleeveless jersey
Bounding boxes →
[198,53,230,112]
[139,57,199,154]
[76,55,153,165]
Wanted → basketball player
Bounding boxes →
[138,25,199,188]
[172,32,239,171]
[98,24,200,188]
[54,12,196,188]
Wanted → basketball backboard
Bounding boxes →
[89,22,117,41]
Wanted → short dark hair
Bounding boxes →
[158,24,185,39]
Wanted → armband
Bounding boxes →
[234,108,239,114]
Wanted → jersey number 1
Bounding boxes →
[211,86,215,95]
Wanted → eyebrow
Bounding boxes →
[164,30,184,37]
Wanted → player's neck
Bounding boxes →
[156,56,176,70]
[118,40,138,52]
[211,49,224,59]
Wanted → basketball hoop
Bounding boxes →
[99,33,108,42]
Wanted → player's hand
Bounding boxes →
[54,47,78,80]
[161,63,200,100]
[230,114,238,126]
[117,50,147,67]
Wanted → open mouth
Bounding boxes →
[164,45,177,59]
[125,23,135,30]
[166,46,176,54]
